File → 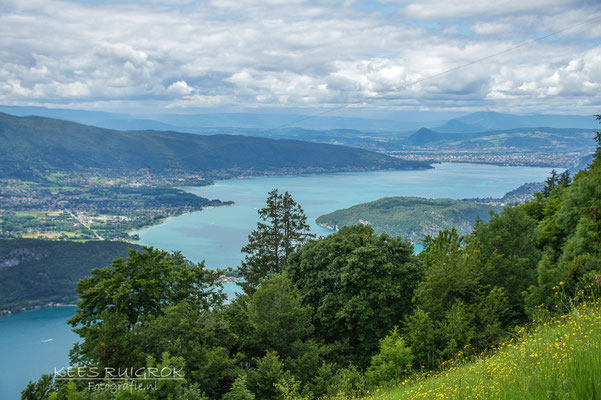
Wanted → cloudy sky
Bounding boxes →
[1,0,601,117]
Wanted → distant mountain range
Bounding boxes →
[0,112,429,178]
[1,105,596,134]
[407,125,596,154]
[435,111,597,132]
[1,106,596,170]
[0,105,417,132]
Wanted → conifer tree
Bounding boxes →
[593,114,601,167]
[240,189,313,293]
[558,170,571,187]
[542,169,558,197]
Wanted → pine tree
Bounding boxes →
[593,114,601,168]
[558,170,571,187]
[240,189,313,293]
[542,169,558,197]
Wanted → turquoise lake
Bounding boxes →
[135,162,555,268]
[0,163,556,399]
[0,307,78,400]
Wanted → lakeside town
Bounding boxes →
[387,149,588,167]
[0,170,229,241]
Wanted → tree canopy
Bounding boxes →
[240,189,313,293]
[68,248,224,369]
[287,224,422,367]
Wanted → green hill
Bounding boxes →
[0,239,143,312]
[316,197,501,244]
[0,112,430,178]
[365,302,601,400]
[407,128,443,146]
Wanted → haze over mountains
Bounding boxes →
[0,105,419,133]
[2,105,598,166]
[1,105,597,134]
[406,126,596,153]
[435,111,597,133]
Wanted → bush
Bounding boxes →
[223,376,255,400]
[366,327,413,385]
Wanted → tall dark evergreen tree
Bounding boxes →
[543,169,558,197]
[594,114,601,167]
[558,170,571,187]
[240,189,313,293]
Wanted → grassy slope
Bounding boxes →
[365,301,601,400]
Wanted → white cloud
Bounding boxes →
[487,47,601,106]
[470,21,514,35]
[167,80,194,95]
[0,0,600,114]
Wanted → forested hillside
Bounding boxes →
[0,239,142,312]
[0,112,429,179]
[22,118,601,400]
[316,197,501,244]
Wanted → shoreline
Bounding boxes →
[0,303,77,318]
[316,221,338,232]
[198,160,563,184]
[127,203,234,240]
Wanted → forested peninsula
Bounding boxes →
[315,180,547,244]
[316,197,502,244]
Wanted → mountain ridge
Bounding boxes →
[0,112,430,178]
[436,111,597,132]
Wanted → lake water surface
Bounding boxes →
[0,307,78,400]
[1,163,555,399]
[135,163,555,268]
